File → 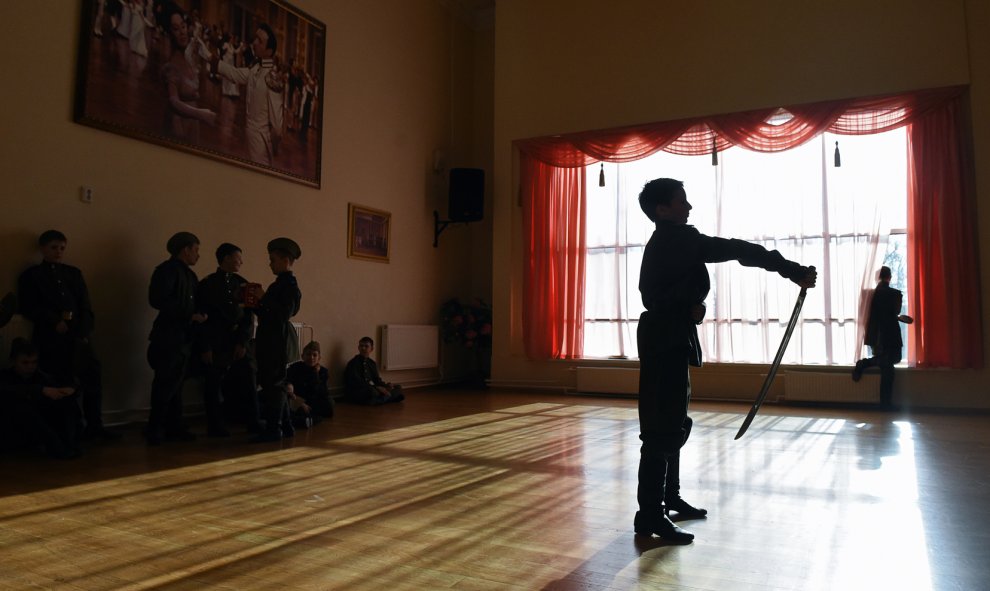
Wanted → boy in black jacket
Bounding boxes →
[634,178,816,543]
[146,232,207,445]
[343,337,404,405]
[250,237,302,442]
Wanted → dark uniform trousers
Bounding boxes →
[860,344,901,405]
[254,271,300,434]
[146,257,199,439]
[257,355,290,430]
[197,270,253,431]
[637,312,695,520]
[146,338,190,437]
[861,283,904,406]
[222,355,261,427]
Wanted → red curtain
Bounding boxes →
[521,157,586,359]
[907,95,984,368]
[516,86,983,368]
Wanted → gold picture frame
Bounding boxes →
[348,203,391,263]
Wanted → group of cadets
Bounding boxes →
[1,230,404,458]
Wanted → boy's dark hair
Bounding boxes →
[259,23,277,53]
[215,242,241,264]
[879,266,892,280]
[638,178,684,222]
[9,337,37,360]
[359,336,374,347]
[166,231,200,256]
[38,229,67,246]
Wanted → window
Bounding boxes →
[583,128,908,365]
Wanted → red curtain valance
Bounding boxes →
[515,86,967,165]
[515,85,983,368]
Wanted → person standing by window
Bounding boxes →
[852,266,912,408]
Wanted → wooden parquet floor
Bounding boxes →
[1,389,988,590]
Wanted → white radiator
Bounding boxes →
[785,371,880,403]
[381,325,439,370]
[575,366,639,394]
[291,322,314,354]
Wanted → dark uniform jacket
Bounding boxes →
[286,360,334,416]
[639,220,806,367]
[148,258,199,350]
[254,271,301,382]
[197,269,254,362]
[343,355,386,399]
[0,366,79,451]
[865,282,903,355]
[0,367,60,404]
[18,262,95,344]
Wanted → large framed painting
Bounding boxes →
[75,0,326,187]
[348,203,391,263]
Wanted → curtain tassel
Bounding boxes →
[599,162,605,187]
[711,137,718,166]
[834,140,841,167]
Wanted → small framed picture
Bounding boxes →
[348,203,391,263]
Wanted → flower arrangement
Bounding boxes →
[440,298,492,348]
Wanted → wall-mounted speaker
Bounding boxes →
[448,168,484,222]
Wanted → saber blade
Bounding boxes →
[734,285,809,440]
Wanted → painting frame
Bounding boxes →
[348,203,391,263]
[74,0,326,188]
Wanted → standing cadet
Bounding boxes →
[18,230,118,440]
[196,243,254,436]
[634,178,816,543]
[250,237,301,442]
[852,266,912,408]
[146,232,207,445]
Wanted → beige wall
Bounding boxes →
[0,1,491,420]
[492,0,990,408]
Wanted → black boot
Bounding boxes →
[664,497,708,519]
[634,511,694,543]
[250,428,282,443]
[852,359,866,382]
[207,423,231,438]
[663,446,707,519]
[85,424,122,441]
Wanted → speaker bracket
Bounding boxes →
[434,210,452,247]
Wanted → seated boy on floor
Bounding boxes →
[286,340,334,423]
[343,336,404,405]
[0,338,81,459]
